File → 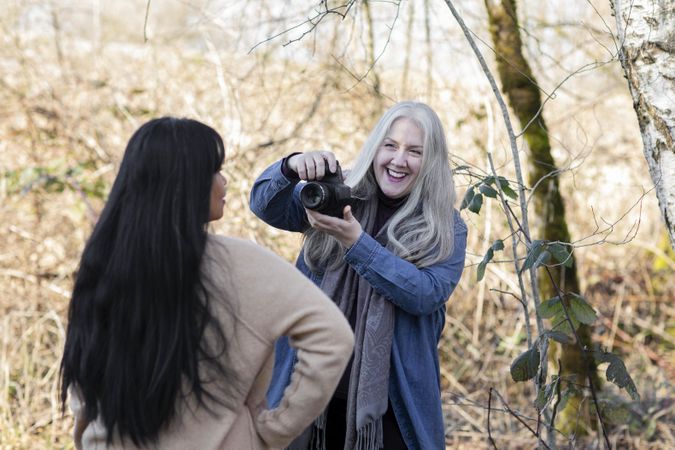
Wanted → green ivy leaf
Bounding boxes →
[468,192,483,214]
[569,294,597,325]
[539,297,562,319]
[477,248,494,282]
[534,386,548,410]
[533,250,552,269]
[477,260,487,282]
[501,184,518,200]
[548,243,573,268]
[460,187,474,210]
[521,240,545,272]
[510,347,540,382]
[477,240,505,282]
[479,183,498,198]
[603,353,640,401]
[546,330,573,344]
[534,376,560,410]
[551,309,580,335]
[496,176,518,199]
[557,384,579,412]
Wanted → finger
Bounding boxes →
[322,151,337,174]
[305,158,316,180]
[307,208,330,224]
[306,208,324,223]
[287,153,301,173]
[313,154,326,180]
[342,205,353,222]
[306,209,341,230]
[306,210,333,232]
[295,156,308,180]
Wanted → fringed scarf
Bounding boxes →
[288,198,396,450]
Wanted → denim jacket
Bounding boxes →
[249,160,467,450]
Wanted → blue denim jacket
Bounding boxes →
[249,160,467,450]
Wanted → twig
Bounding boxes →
[344,0,402,93]
[487,153,533,346]
[143,0,152,43]
[248,1,356,53]
[487,387,498,449]
[493,390,552,450]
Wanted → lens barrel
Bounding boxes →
[300,183,328,210]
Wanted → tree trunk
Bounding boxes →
[484,0,598,436]
[611,0,675,249]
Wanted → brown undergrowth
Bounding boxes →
[1,2,673,449]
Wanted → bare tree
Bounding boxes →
[611,0,675,249]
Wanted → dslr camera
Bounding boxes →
[300,160,353,218]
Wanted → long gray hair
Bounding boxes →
[303,101,456,271]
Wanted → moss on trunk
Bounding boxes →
[484,0,599,435]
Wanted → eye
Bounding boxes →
[410,148,423,156]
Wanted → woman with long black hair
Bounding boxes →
[60,117,353,449]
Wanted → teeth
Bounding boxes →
[387,169,406,178]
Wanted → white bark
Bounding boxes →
[612,0,675,249]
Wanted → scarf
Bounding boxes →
[288,198,396,450]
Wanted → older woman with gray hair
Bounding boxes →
[250,101,467,450]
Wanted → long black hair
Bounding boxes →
[60,117,237,445]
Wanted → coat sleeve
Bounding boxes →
[249,160,310,232]
[343,214,468,316]
[209,237,354,448]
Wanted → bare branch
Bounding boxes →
[248,1,356,53]
[144,0,152,43]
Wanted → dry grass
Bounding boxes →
[1,1,673,449]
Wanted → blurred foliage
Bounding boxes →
[3,161,107,199]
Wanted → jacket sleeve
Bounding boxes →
[218,239,354,448]
[343,214,468,316]
[249,160,310,232]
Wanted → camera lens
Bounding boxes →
[300,183,327,209]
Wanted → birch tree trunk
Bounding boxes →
[612,0,675,249]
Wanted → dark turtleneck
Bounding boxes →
[374,186,408,235]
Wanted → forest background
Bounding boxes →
[0,0,672,449]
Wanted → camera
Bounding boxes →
[300,160,353,218]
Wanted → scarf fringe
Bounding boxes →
[290,414,383,450]
[354,418,383,450]
[310,410,327,450]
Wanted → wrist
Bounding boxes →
[342,230,362,249]
[281,152,302,179]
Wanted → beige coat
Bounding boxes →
[69,235,354,449]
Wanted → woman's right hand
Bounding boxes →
[287,151,337,181]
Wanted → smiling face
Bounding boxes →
[372,117,424,199]
[209,171,227,221]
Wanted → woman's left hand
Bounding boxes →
[306,206,362,248]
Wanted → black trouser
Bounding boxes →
[324,397,408,450]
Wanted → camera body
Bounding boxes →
[300,161,353,218]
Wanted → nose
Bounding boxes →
[391,149,407,167]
